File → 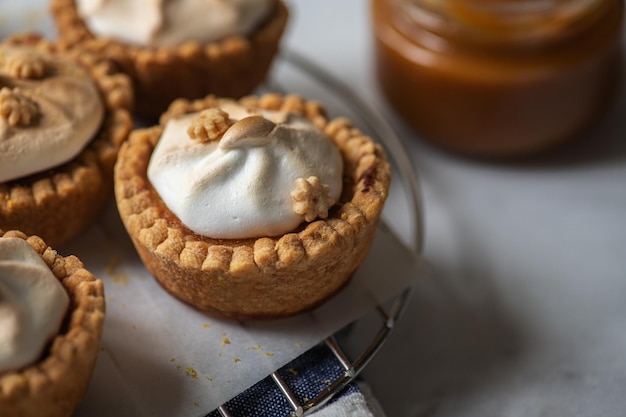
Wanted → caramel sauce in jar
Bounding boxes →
[372,0,624,158]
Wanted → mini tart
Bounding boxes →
[50,0,289,120]
[0,34,133,248]
[114,93,391,320]
[0,229,105,417]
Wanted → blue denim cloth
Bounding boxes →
[206,343,360,417]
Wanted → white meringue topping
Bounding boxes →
[0,238,69,373]
[147,102,343,239]
[76,0,275,46]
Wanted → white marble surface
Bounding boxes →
[282,1,626,416]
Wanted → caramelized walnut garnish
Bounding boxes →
[187,108,232,143]
[291,176,336,222]
[0,87,39,127]
[5,52,47,79]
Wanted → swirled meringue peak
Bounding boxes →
[147,102,344,239]
[0,238,69,373]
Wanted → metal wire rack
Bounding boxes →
[215,50,424,417]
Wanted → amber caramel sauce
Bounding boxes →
[372,0,624,157]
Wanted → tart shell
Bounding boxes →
[0,229,105,417]
[114,94,391,320]
[0,34,134,248]
[50,0,289,120]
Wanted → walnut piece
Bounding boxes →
[187,108,232,143]
[291,176,336,222]
[5,52,47,79]
[0,87,39,127]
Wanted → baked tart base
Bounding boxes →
[0,34,134,248]
[51,0,289,120]
[114,93,391,320]
[0,229,105,417]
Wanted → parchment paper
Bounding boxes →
[59,202,423,417]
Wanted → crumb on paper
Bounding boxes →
[193,402,199,407]
[206,376,213,382]
[111,273,129,286]
[175,365,181,370]
[295,342,302,348]
[185,367,198,378]
[265,352,274,357]
[170,358,176,362]
[247,344,262,351]
[105,256,130,286]
[202,323,211,329]
[233,358,241,363]
[222,337,230,346]
[105,255,121,275]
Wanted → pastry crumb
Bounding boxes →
[105,255,121,275]
[110,273,128,286]
[185,367,198,378]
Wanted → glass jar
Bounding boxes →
[371,0,624,158]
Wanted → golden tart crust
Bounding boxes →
[50,0,289,119]
[0,34,133,248]
[114,93,391,320]
[0,229,105,417]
